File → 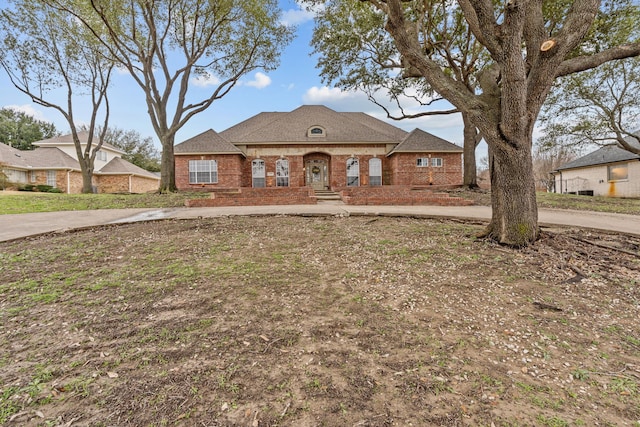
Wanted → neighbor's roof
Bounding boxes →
[220,105,408,144]
[0,142,32,169]
[33,131,125,154]
[174,129,245,155]
[388,128,463,155]
[98,156,160,179]
[555,137,640,171]
[0,144,80,170]
[23,147,81,169]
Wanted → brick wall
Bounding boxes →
[339,186,473,206]
[94,175,159,193]
[175,154,243,190]
[389,153,462,186]
[185,187,316,207]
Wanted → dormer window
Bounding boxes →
[307,126,325,137]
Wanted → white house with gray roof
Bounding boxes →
[551,140,640,198]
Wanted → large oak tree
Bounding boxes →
[312,0,486,188]
[48,0,294,192]
[0,1,113,193]
[311,0,640,246]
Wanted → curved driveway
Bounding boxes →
[1,204,640,242]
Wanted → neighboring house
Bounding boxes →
[0,131,159,193]
[551,140,640,198]
[174,105,464,205]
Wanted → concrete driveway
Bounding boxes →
[2,204,639,242]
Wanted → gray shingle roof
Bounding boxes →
[0,143,31,168]
[98,156,160,178]
[174,129,245,155]
[0,144,80,170]
[388,128,463,155]
[556,140,640,171]
[219,105,408,143]
[24,147,80,169]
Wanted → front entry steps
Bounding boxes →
[314,189,343,203]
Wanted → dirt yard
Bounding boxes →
[1,215,639,426]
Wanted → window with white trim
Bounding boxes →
[369,158,382,186]
[46,170,57,187]
[189,160,218,184]
[276,159,289,187]
[608,163,628,181]
[416,158,429,167]
[96,150,107,161]
[252,159,265,187]
[30,171,36,182]
[346,157,359,187]
[431,158,443,167]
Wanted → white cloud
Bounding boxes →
[280,3,323,27]
[245,72,272,89]
[191,72,221,88]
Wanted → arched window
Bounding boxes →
[276,158,289,187]
[189,160,217,184]
[346,157,359,187]
[252,159,265,188]
[369,158,382,186]
[307,126,326,137]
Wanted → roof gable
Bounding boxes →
[174,129,244,155]
[98,156,160,178]
[219,105,408,144]
[388,128,463,155]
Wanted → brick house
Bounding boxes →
[0,132,159,193]
[175,105,467,206]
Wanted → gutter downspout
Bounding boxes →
[67,170,71,194]
[129,174,133,193]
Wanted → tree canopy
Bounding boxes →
[0,108,59,150]
[311,0,486,187]
[0,0,114,193]
[539,1,640,156]
[46,0,295,192]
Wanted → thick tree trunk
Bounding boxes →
[81,169,94,193]
[462,112,479,188]
[482,138,539,247]
[159,134,177,193]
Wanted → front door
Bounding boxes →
[306,160,327,190]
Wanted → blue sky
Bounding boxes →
[0,0,474,154]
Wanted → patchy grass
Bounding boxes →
[448,188,640,215]
[536,192,640,215]
[0,191,209,214]
[1,216,639,426]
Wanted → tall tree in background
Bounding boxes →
[103,127,161,172]
[539,1,640,155]
[311,0,485,188]
[48,0,294,192]
[310,0,640,246]
[0,108,59,150]
[540,57,640,155]
[0,1,113,193]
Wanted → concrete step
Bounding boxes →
[314,190,342,201]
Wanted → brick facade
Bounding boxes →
[175,154,243,190]
[388,153,463,187]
